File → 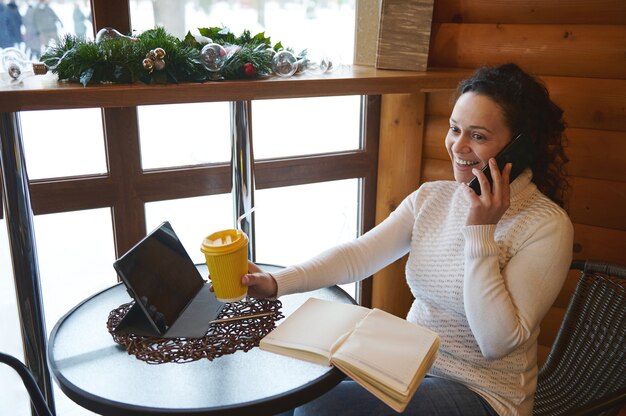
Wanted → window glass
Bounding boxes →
[20,108,106,180]
[254,179,359,265]
[255,179,359,298]
[138,102,231,169]
[145,193,233,265]
[253,96,361,159]
[130,0,355,65]
[34,208,117,331]
[6,0,93,61]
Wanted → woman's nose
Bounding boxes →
[451,134,471,153]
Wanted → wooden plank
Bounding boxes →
[137,165,231,202]
[91,0,131,34]
[30,176,115,214]
[254,152,375,190]
[376,0,435,71]
[421,121,625,179]
[372,93,426,318]
[0,67,466,112]
[429,23,626,79]
[568,177,626,231]
[542,76,626,132]
[566,128,626,182]
[433,0,626,25]
[421,165,626,231]
[424,115,451,160]
[423,78,626,133]
[421,158,454,183]
[426,90,455,116]
[572,223,626,267]
[103,106,146,257]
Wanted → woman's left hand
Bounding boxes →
[464,158,513,225]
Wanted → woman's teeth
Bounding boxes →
[455,159,479,166]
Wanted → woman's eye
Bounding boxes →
[471,133,485,141]
[449,126,460,133]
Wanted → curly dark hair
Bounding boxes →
[455,63,569,208]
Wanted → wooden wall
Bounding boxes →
[372,0,626,366]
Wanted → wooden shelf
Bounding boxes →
[0,66,468,112]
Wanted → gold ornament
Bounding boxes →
[154,48,166,60]
[143,58,154,72]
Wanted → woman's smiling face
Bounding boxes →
[445,92,513,184]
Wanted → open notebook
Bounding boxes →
[113,221,223,338]
[260,297,440,412]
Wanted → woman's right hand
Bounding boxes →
[242,261,278,299]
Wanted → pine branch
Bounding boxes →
[40,26,297,85]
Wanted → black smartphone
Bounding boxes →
[467,133,534,195]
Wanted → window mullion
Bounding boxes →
[231,100,256,261]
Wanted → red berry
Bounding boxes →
[243,63,256,77]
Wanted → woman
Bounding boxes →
[244,63,573,416]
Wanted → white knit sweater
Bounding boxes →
[272,170,574,416]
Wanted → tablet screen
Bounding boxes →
[113,221,204,334]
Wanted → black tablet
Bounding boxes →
[113,221,222,338]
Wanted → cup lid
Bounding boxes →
[200,229,248,254]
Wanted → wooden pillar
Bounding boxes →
[371,93,426,318]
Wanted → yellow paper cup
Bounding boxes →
[200,229,249,303]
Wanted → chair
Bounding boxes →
[533,260,626,416]
[0,352,53,416]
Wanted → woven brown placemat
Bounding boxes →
[106,299,283,364]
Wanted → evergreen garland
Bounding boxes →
[41,26,300,86]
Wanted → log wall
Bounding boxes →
[372,0,626,366]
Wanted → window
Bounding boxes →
[21,109,106,179]
[138,102,231,169]
[0,1,375,415]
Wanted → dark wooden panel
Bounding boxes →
[572,223,626,267]
[566,128,626,182]
[429,23,626,79]
[103,106,146,257]
[254,152,374,190]
[137,165,231,202]
[358,95,382,308]
[433,0,626,25]
[91,0,131,34]
[568,177,626,231]
[30,176,114,214]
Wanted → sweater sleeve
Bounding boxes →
[462,211,574,359]
[273,192,417,297]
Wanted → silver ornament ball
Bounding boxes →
[200,43,227,72]
[271,50,297,78]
